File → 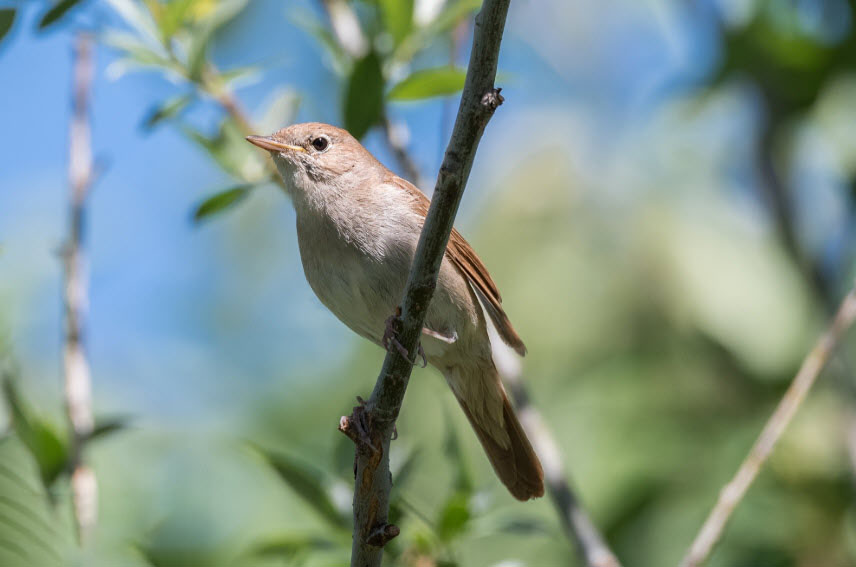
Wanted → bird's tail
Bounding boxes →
[444,364,544,501]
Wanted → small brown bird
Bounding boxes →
[247,123,544,500]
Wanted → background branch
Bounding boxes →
[496,352,622,567]
[64,32,97,544]
[341,2,511,566]
[679,283,856,567]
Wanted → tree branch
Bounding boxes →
[64,33,97,544]
[679,283,856,567]
[496,350,622,567]
[340,2,511,566]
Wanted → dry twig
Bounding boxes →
[494,347,621,567]
[64,33,97,544]
[679,284,856,567]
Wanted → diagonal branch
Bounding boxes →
[499,358,622,567]
[340,2,511,566]
[679,283,856,567]
[64,33,97,545]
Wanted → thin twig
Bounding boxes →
[382,116,425,189]
[340,2,512,566]
[679,284,856,567]
[493,344,621,567]
[64,33,97,544]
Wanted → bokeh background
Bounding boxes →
[2,0,856,565]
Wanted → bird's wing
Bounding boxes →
[390,175,527,356]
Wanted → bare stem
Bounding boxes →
[498,356,621,567]
[383,116,426,189]
[341,2,512,566]
[64,33,97,545]
[679,284,856,567]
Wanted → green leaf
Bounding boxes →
[379,0,413,46]
[290,9,348,75]
[100,31,174,74]
[105,0,163,48]
[0,9,15,45]
[157,0,195,40]
[38,0,83,30]
[388,67,466,101]
[186,0,249,81]
[344,51,385,140]
[141,94,194,131]
[394,0,481,63]
[82,416,130,445]
[1,378,69,489]
[436,493,470,542]
[0,435,71,567]
[182,119,267,182]
[259,449,348,530]
[192,185,252,223]
[218,65,262,88]
[258,88,301,133]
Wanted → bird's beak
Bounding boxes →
[245,135,306,153]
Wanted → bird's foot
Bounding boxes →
[382,308,427,368]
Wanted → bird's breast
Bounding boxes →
[295,207,413,344]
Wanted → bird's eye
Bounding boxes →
[311,137,329,151]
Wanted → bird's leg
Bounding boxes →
[381,307,427,369]
[382,307,409,358]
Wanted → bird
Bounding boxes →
[246,123,544,500]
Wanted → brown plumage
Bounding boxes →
[247,123,544,500]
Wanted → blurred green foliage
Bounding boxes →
[3,0,856,566]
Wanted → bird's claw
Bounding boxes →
[382,308,427,368]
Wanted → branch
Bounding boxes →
[340,2,511,566]
[383,116,426,189]
[64,33,97,544]
[679,283,856,567]
[495,350,621,567]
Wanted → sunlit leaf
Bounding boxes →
[182,119,267,182]
[218,65,262,89]
[259,448,348,529]
[0,435,70,567]
[38,0,83,30]
[157,0,195,40]
[100,31,174,70]
[186,0,249,80]
[394,0,480,63]
[192,185,252,223]
[0,9,15,45]
[344,51,385,139]
[388,67,466,101]
[105,0,163,48]
[379,0,413,46]
[290,9,348,75]
[258,88,301,133]
[1,378,69,489]
[141,94,194,131]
